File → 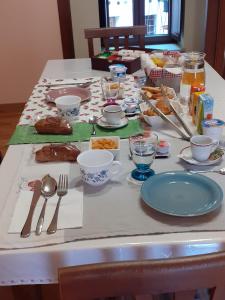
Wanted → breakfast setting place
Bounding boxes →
[2,1,225,294]
[2,48,225,253]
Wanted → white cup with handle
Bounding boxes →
[190,135,218,161]
[77,150,122,186]
[55,95,81,122]
[102,105,125,125]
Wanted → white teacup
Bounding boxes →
[55,95,81,122]
[102,105,124,125]
[77,150,122,186]
[190,135,218,161]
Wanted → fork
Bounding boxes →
[47,174,68,234]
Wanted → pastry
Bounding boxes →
[143,101,172,116]
[156,100,172,115]
[141,86,175,101]
[142,86,161,94]
[35,144,80,162]
[34,117,72,135]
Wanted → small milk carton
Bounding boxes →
[196,93,214,134]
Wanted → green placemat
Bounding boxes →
[8,120,144,145]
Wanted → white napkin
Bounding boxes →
[8,187,83,233]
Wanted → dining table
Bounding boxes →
[1,57,225,287]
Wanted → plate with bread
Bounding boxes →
[46,87,91,103]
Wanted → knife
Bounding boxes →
[20,180,42,238]
[38,80,99,88]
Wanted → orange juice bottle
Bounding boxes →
[189,85,205,121]
[180,52,206,99]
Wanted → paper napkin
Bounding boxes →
[9,187,83,233]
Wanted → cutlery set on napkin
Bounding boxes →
[9,173,83,238]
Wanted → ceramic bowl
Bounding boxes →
[89,136,120,159]
[140,101,183,129]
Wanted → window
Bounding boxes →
[99,0,183,44]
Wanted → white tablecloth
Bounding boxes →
[0,58,225,286]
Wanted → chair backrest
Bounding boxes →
[84,25,147,57]
[58,252,225,300]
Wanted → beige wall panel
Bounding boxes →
[182,0,207,51]
[70,0,100,58]
[0,0,63,104]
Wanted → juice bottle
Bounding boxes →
[180,52,206,100]
[189,85,205,122]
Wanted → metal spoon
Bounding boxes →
[35,174,57,235]
[89,116,97,136]
[188,168,225,175]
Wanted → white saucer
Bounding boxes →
[97,117,128,129]
[178,146,223,166]
[124,110,140,117]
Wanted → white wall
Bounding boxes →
[181,0,207,51]
[70,0,100,58]
[0,0,63,104]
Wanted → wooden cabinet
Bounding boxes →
[0,284,60,300]
[205,0,225,78]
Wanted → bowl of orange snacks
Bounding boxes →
[89,136,120,158]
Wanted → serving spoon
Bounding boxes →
[35,174,57,235]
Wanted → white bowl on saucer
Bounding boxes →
[178,146,224,166]
[97,116,128,129]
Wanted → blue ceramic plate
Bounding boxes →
[141,171,223,217]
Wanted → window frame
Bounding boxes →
[98,0,184,45]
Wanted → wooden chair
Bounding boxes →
[84,26,147,57]
[58,252,225,300]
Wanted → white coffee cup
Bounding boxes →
[77,150,122,186]
[102,105,124,125]
[190,135,218,161]
[55,95,81,122]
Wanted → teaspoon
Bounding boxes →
[89,116,97,135]
[35,174,57,235]
[188,168,225,175]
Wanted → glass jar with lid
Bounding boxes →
[182,51,206,87]
[180,52,206,110]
